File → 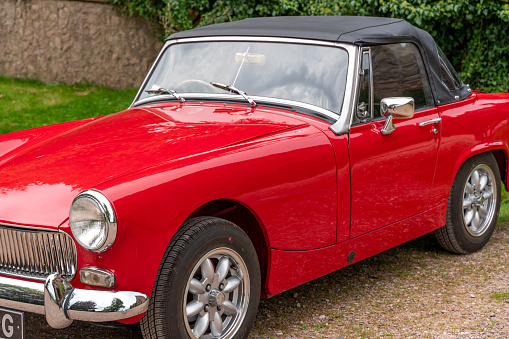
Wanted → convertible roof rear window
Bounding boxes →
[437,46,463,90]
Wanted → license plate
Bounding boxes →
[0,307,24,339]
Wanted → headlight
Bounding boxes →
[70,190,117,252]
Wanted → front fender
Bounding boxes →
[70,124,337,321]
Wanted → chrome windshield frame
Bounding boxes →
[132,36,358,134]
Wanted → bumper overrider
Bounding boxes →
[0,273,149,328]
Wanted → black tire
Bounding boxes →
[435,153,501,254]
[141,217,260,339]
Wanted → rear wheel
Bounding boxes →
[435,153,501,254]
[141,217,260,339]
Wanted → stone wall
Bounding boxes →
[0,0,163,89]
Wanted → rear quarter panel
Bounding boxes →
[431,92,509,217]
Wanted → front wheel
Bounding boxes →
[141,217,260,339]
[435,153,501,254]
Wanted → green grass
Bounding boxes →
[500,184,509,223]
[491,292,509,301]
[0,76,137,135]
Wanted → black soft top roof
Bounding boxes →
[169,16,418,43]
[168,16,470,106]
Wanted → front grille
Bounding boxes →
[0,225,77,281]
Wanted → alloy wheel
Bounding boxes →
[183,248,250,339]
[462,164,497,237]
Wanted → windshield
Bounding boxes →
[138,41,349,113]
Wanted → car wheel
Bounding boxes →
[140,217,260,339]
[435,153,501,254]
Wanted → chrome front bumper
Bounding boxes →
[0,274,149,329]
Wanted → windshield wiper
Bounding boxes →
[210,82,256,107]
[145,87,185,103]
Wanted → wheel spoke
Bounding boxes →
[479,206,488,218]
[222,300,237,316]
[223,276,241,293]
[465,182,474,194]
[189,278,206,295]
[192,313,210,338]
[215,256,230,283]
[471,170,480,190]
[479,175,488,191]
[463,199,472,209]
[471,210,481,229]
[483,190,493,200]
[201,258,215,283]
[186,300,204,318]
[210,312,223,337]
[464,209,474,225]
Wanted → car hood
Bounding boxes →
[0,102,307,227]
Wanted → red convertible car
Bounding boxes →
[0,16,508,339]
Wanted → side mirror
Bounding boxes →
[380,97,415,136]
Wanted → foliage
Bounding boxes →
[108,0,164,22]
[0,77,136,134]
[500,183,509,223]
[109,0,509,93]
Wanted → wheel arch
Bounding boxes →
[450,143,508,191]
[187,199,270,298]
[491,149,508,190]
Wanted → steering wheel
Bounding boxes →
[173,79,218,93]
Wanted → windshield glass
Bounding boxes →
[139,41,349,113]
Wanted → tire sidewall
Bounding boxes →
[164,219,260,339]
[450,154,501,252]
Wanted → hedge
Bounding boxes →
[110,0,509,92]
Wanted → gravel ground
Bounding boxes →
[23,223,509,339]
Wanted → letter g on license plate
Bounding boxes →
[0,307,23,339]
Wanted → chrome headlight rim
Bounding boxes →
[70,189,117,252]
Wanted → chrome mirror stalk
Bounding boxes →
[380,115,395,136]
[380,97,415,136]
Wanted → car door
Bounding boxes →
[348,43,441,238]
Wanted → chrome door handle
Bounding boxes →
[419,118,442,127]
